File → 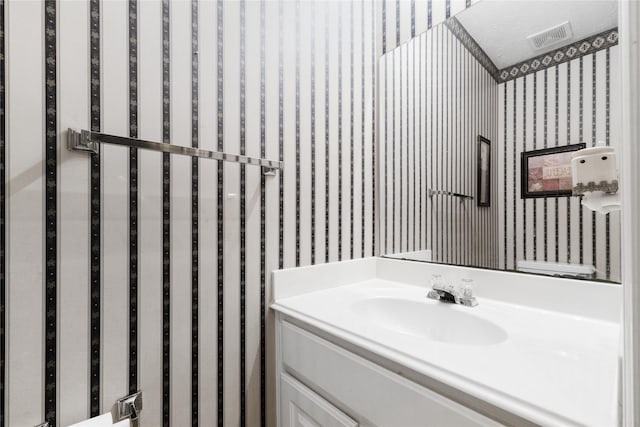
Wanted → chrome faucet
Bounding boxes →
[427,276,478,307]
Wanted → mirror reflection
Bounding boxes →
[379,0,620,282]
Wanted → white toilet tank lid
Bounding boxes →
[516,260,595,275]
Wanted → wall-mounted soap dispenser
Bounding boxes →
[572,141,621,213]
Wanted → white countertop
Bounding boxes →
[272,257,622,427]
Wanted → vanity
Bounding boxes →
[272,257,621,427]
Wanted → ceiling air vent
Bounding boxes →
[527,21,573,50]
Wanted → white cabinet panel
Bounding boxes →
[280,321,503,427]
[280,373,358,427]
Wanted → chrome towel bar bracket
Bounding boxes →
[34,391,143,427]
[112,391,143,427]
[67,128,282,176]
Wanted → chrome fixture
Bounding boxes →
[428,189,473,202]
[34,391,143,427]
[112,391,143,427]
[67,128,282,176]
[427,275,478,307]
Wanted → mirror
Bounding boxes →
[379,0,620,282]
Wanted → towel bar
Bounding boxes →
[68,128,282,176]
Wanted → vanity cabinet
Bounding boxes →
[276,317,503,427]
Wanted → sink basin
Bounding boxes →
[352,297,508,345]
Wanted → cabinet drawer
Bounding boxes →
[281,321,502,427]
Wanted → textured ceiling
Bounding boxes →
[455,0,618,69]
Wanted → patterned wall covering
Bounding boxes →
[498,46,622,282]
[379,23,500,268]
[0,1,376,426]
[378,0,482,56]
[0,2,621,427]
[0,1,471,425]
[445,17,501,81]
[498,28,619,82]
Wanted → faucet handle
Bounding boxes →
[459,279,476,297]
[429,274,445,290]
[457,279,478,307]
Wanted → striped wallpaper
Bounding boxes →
[498,47,622,282]
[0,1,621,427]
[378,0,481,56]
[379,22,500,268]
[0,0,376,426]
[380,5,621,281]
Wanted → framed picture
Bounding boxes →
[477,136,491,207]
[520,143,585,198]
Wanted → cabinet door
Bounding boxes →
[280,373,358,427]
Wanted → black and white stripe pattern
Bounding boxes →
[392,50,396,254]
[324,1,330,263]
[512,77,516,267]
[500,47,621,282]
[502,79,507,268]
[398,44,403,253]
[555,66,560,263]
[395,0,400,52]
[44,1,58,425]
[0,0,5,423]
[605,47,611,279]
[239,0,247,424]
[411,0,415,38]
[579,56,584,264]
[445,18,500,82]
[591,52,597,272]
[336,2,460,45]
[191,0,199,424]
[371,1,376,257]
[295,0,300,267]
[161,1,171,425]
[384,58,388,253]
[417,35,422,255]
[543,69,548,262]
[349,0,354,260]
[128,0,139,397]
[361,0,366,258]
[259,1,266,424]
[310,2,317,264]
[412,39,417,252]
[1,1,379,425]
[382,0,387,55]
[381,23,499,267]
[566,62,571,264]
[522,77,527,260]
[533,73,538,259]
[278,0,284,271]
[429,31,434,254]
[216,0,224,424]
[407,40,411,253]
[338,1,343,261]
[89,0,101,417]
